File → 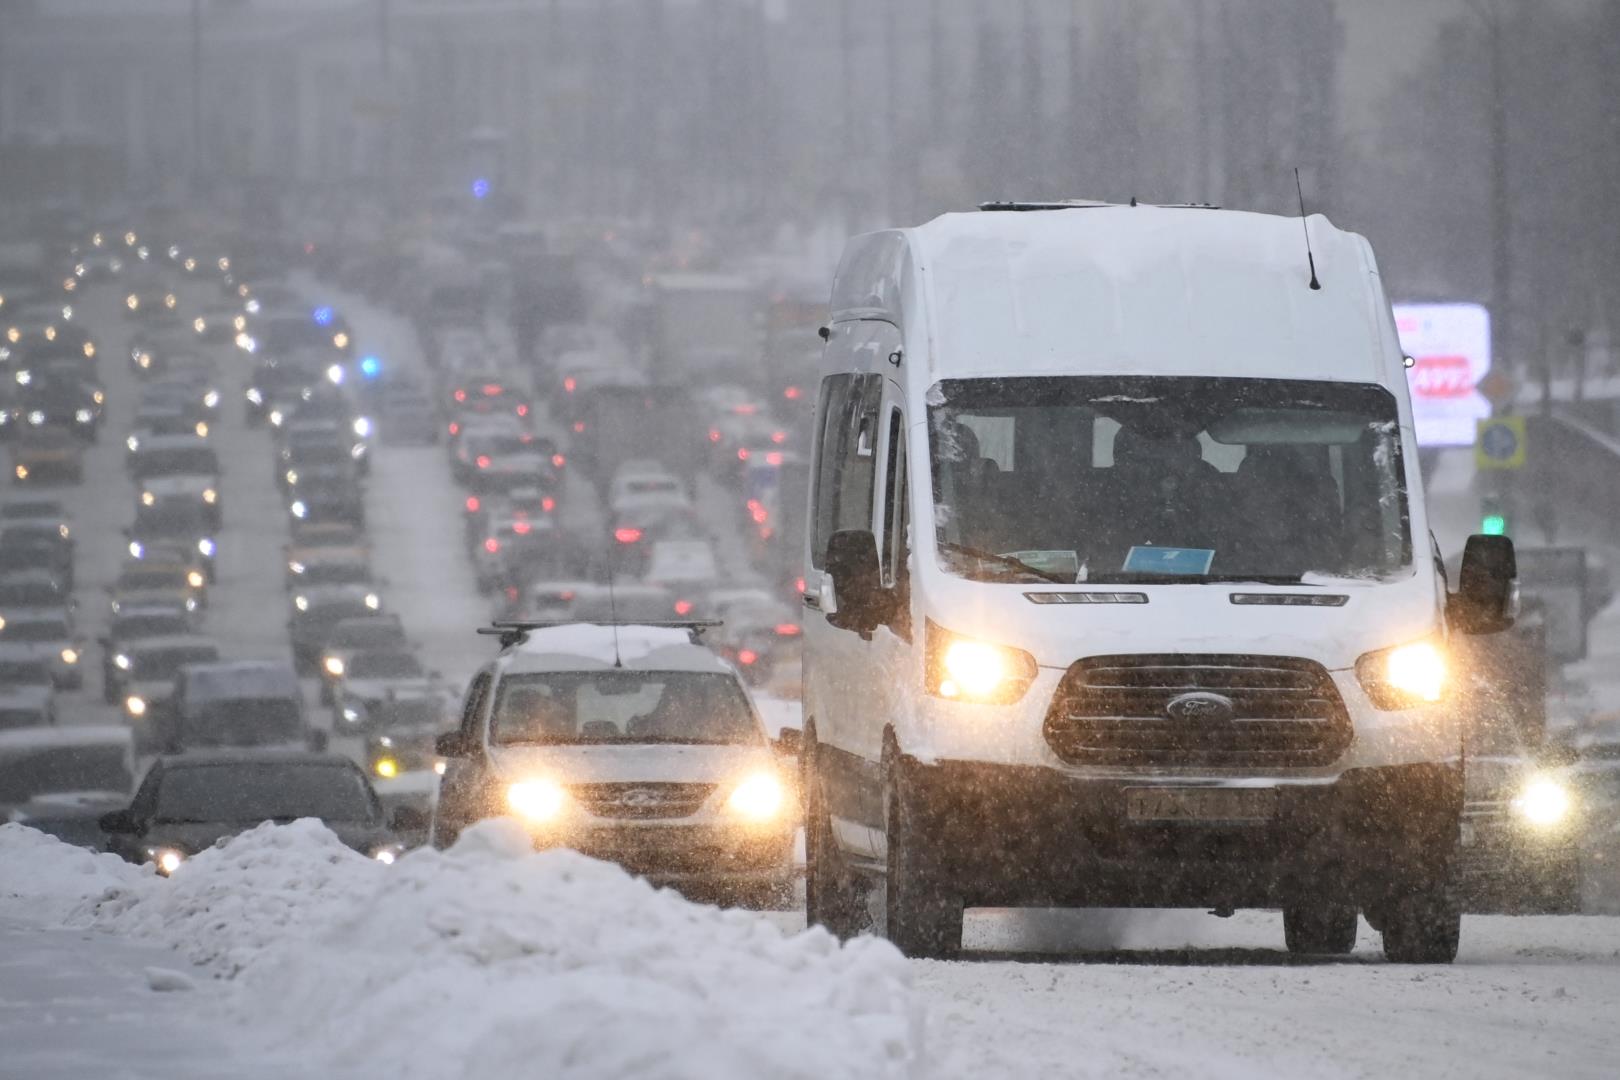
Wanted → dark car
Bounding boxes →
[1,726,134,850]
[289,474,365,529]
[289,586,384,672]
[128,502,218,580]
[100,605,195,703]
[100,751,402,872]
[5,375,103,442]
[0,521,74,591]
[110,635,223,749]
[0,569,69,611]
[244,353,325,425]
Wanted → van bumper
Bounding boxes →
[909,758,1460,910]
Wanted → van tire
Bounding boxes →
[881,749,962,959]
[1283,901,1358,955]
[1380,890,1461,963]
[804,736,870,940]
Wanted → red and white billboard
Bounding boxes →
[1394,302,1492,448]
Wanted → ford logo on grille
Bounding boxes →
[1165,691,1235,723]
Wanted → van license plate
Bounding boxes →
[1125,788,1277,823]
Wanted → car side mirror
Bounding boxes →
[435,731,469,757]
[390,805,430,833]
[98,809,139,834]
[824,529,886,634]
[773,727,802,759]
[1449,534,1518,635]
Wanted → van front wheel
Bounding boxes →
[882,751,963,960]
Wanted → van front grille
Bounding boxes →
[1043,654,1351,768]
[570,782,717,820]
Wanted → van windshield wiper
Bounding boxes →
[937,541,1073,584]
[1083,572,1306,585]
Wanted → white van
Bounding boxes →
[801,203,1519,962]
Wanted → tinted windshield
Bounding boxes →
[303,563,369,585]
[331,623,404,649]
[119,569,186,590]
[113,614,191,639]
[0,745,132,803]
[182,698,304,745]
[927,377,1412,585]
[135,449,218,477]
[491,671,759,746]
[0,584,57,605]
[132,646,217,681]
[154,763,373,823]
[1,620,67,642]
[347,652,423,679]
[0,662,51,684]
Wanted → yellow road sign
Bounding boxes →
[1476,416,1526,471]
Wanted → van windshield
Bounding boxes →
[928,377,1411,585]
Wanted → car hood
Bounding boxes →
[142,819,391,855]
[488,742,772,784]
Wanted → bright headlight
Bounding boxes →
[129,540,144,558]
[245,386,263,405]
[326,363,345,385]
[27,410,44,425]
[203,389,220,409]
[294,595,309,612]
[285,470,299,486]
[1357,638,1447,709]
[290,500,307,519]
[74,409,92,423]
[507,779,568,823]
[126,434,140,452]
[187,570,205,589]
[268,409,284,427]
[352,416,372,438]
[125,695,147,717]
[141,491,156,507]
[202,488,217,504]
[60,648,79,665]
[926,625,1038,704]
[197,538,216,557]
[151,848,184,875]
[363,593,380,610]
[332,332,349,350]
[114,653,132,671]
[324,656,345,677]
[194,421,208,438]
[1512,775,1573,828]
[373,756,398,779]
[372,847,398,865]
[726,772,785,821]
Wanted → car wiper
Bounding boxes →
[937,541,1073,584]
[150,816,212,825]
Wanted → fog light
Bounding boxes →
[1513,776,1573,828]
[507,779,568,823]
[727,772,785,821]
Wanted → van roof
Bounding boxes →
[834,205,1392,385]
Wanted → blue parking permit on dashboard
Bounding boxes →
[1123,546,1215,576]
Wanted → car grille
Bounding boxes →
[570,782,717,820]
[1043,654,1351,768]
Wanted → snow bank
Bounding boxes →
[0,821,147,922]
[15,819,920,1079]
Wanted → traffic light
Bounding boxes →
[1480,494,1509,536]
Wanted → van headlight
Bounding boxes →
[202,488,217,504]
[324,655,345,677]
[125,695,147,717]
[141,491,156,506]
[1356,638,1446,709]
[507,779,568,823]
[1512,775,1573,828]
[726,772,786,821]
[925,624,1038,704]
[60,648,79,665]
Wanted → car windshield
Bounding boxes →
[347,652,423,679]
[0,583,58,605]
[182,698,305,746]
[114,614,191,638]
[0,661,51,684]
[153,763,373,823]
[927,376,1412,585]
[0,620,67,642]
[132,646,217,680]
[492,671,760,746]
[302,563,369,585]
[0,745,132,803]
[119,568,186,590]
[135,449,217,477]
[330,622,404,649]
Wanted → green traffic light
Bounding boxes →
[1481,514,1507,536]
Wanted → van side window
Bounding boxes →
[881,407,906,587]
[811,371,882,568]
[460,672,492,740]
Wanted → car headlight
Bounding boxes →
[203,390,220,409]
[925,624,1038,704]
[434,760,447,776]
[137,352,152,369]
[1356,638,1446,709]
[268,408,284,427]
[507,779,568,823]
[324,655,345,677]
[127,435,140,452]
[187,570,205,589]
[13,465,26,480]
[352,416,372,438]
[125,695,147,717]
[371,846,401,865]
[27,410,44,425]
[285,470,299,486]
[341,704,363,724]
[197,537,216,557]
[184,597,197,612]
[373,756,398,779]
[327,363,345,385]
[1512,775,1573,828]
[129,540,144,558]
[141,491,156,506]
[74,409,92,423]
[332,332,349,350]
[194,421,209,438]
[363,593,380,610]
[294,595,309,612]
[114,653,132,670]
[194,317,206,333]
[726,772,786,821]
[288,560,306,575]
[246,385,263,404]
[290,500,307,519]
[147,847,184,875]
[202,488,217,504]
[60,648,79,665]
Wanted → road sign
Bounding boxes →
[1476,416,1526,471]
[1395,302,1492,448]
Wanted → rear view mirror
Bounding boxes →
[825,529,886,634]
[1449,534,1518,635]
[98,809,138,834]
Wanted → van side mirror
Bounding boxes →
[1449,534,1518,635]
[435,731,469,757]
[98,809,139,834]
[824,529,886,634]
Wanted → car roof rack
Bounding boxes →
[477,619,723,649]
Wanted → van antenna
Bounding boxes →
[1295,168,1322,291]
[606,561,624,669]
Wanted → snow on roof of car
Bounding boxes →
[503,624,732,676]
[851,205,1390,384]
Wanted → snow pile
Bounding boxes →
[16,818,918,1079]
[0,821,147,922]
[238,820,919,1079]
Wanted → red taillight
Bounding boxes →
[454,389,466,403]
[303,242,316,254]
[465,496,480,512]
[775,623,801,637]
[795,576,806,594]
[766,452,784,466]
[551,453,566,468]
[573,421,585,433]
[771,430,786,444]
[707,428,721,443]
[504,586,518,602]
[448,422,460,436]
[614,527,643,544]
[733,403,757,415]
[674,599,694,616]
[737,447,750,461]
[483,538,499,553]
[520,434,534,444]
[784,386,802,400]
[516,404,529,417]
[750,504,768,525]
[541,497,556,512]
[483,384,502,396]
[737,648,758,665]
[563,376,576,393]
[476,455,491,469]
[560,590,576,601]
[513,520,531,535]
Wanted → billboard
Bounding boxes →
[1393,302,1492,448]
